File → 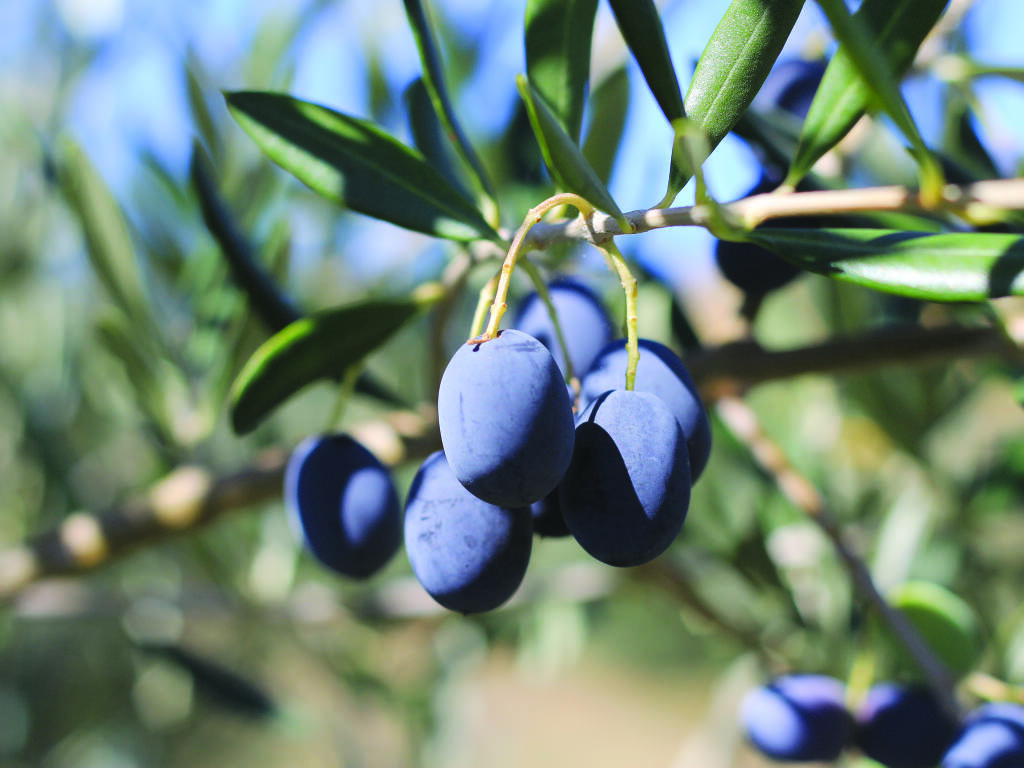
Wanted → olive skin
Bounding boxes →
[285,434,401,579]
[438,329,574,507]
[560,389,690,567]
[404,451,533,614]
[581,339,711,481]
[741,674,852,762]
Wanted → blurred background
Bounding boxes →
[3,0,1024,766]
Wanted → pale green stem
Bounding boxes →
[469,272,499,340]
[474,193,596,342]
[596,240,639,392]
[519,257,576,389]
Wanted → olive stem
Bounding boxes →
[596,240,639,391]
[468,271,499,341]
[519,257,577,389]
[473,193,596,342]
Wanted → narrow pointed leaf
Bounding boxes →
[942,89,1000,183]
[403,78,468,195]
[58,139,154,331]
[185,61,221,164]
[230,295,437,434]
[226,91,500,244]
[191,142,301,333]
[138,642,276,719]
[607,0,688,202]
[680,0,806,194]
[749,227,1024,301]
[525,0,599,143]
[402,0,498,212]
[607,0,684,125]
[516,74,627,226]
[583,66,631,185]
[787,0,948,184]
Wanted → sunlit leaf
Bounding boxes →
[525,0,599,144]
[787,0,948,185]
[583,67,631,186]
[403,0,498,214]
[677,0,806,202]
[516,75,627,226]
[749,227,1024,301]
[226,91,501,244]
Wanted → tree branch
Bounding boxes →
[715,395,961,720]
[0,320,1017,604]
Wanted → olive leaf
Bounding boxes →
[607,0,687,203]
[671,0,806,205]
[525,0,599,144]
[786,0,948,186]
[230,293,439,434]
[403,0,498,213]
[516,75,629,229]
[749,227,1024,301]
[226,91,501,244]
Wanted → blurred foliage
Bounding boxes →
[2,2,1024,767]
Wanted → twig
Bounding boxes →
[524,179,1024,250]
[714,395,961,720]
[687,323,1018,401]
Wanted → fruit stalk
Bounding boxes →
[518,258,578,386]
[476,193,595,342]
[596,240,639,391]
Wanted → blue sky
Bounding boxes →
[4,0,1023,287]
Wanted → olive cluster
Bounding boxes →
[285,279,709,614]
[742,674,1024,767]
[408,278,710,612]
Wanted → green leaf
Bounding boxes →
[787,0,948,185]
[885,581,982,680]
[403,77,468,196]
[748,227,1024,301]
[680,0,806,198]
[191,142,301,333]
[225,91,501,244]
[582,66,631,186]
[402,0,498,216]
[58,139,154,331]
[607,0,688,202]
[185,58,222,164]
[525,0,599,144]
[516,74,628,227]
[229,294,438,434]
[942,88,1000,183]
[607,0,684,125]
